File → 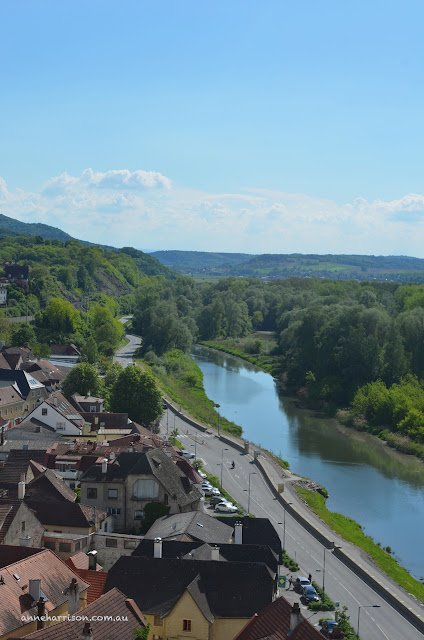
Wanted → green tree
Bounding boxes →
[10,322,36,346]
[110,366,162,425]
[134,625,150,640]
[32,342,50,358]
[62,363,102,398]
[81,337,98,364]
[42,298,80,336]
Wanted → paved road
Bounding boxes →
[119,331,424,640]
[114,319,141,368]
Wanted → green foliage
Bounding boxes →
[134,624,150,639]
[335,606,358,639]
[41,298,81,337]
[62,363,102,398]
[140,502,170,533]
[74,487,81,503]
[296,487,424,601]
[110,366,162,425]
[10,322,36,346]
[81,337,99,364]
[281,550,299,571]
[308,582,336,611]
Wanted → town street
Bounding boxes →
[121,330,424,640]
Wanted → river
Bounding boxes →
[191,344,424,580]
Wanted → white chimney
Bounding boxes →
[234,521,243,544]
[18,481,25,500]
[101,459,108,474]
[290,603,302,631]
[29,578,41,602]
[87,550,97,570]
[129,443,134,452]
[20,535,32,547]
[211,545,220,561]
[110,451,116,460]
[154,537,163,558]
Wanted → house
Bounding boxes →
[80,449,202,533]
[0,287,7,306]
[20,359,66,392]
[5,264,29,282]
[133,538,279,576]
[0,422,61,463]
[105,555,275,640]
[0,498,45,546]
[0,545,89,639]
[1,345,34,365]
[49,343,81,363]
[70,393,105,413]
[233,598,325,640]
[21,391,85,436]
[143,511,234,544]
[217,516,282,560]
[19,587,148,640]
[0,369,48,426]
[24,464,78,503]
[0,448,47,497]
[25,498,109,539]
[0,384,25,429]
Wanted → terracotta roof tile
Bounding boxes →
[65,552,103,572]
[70,568,108,604]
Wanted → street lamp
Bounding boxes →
[278,503,293,553]
[247,472,257,514]
[191,441,197,460]
[315,545,332,593]
[220,448,228,486]
[357,605,380,638]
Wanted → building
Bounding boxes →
[19,587,148,640]
[20,359,66,393]
[105,555,275,640]
[80,449,202,533]
[0,287,7,306]
[49,343,81,363]
[233,598,326,640]
[0,545,89,639]
[0,369,48,427]
[0,498,45,546]
[143,511,234,544]
[4,264,30,282]
[22,391,84,436]
[70,393,105,413]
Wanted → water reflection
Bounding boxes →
[191,345,424,577]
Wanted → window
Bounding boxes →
[183,620,192,632]
[42,408,48,416]
[21,521,25,533]
[105,538,117,548]
[164,493,168,505]
[59,543,71,552]
[15,406,18,413]
[56,422,66,430]
[134,509,144,520]
[58,463,66,472]
[0,410,2,417]
[37,389,41,396]
[90,405,96,412]
[154,615,163,626]
[43,540,56,550]
[87,488,97,499]
[132,478,159,499]
[31,391,35,398]
[69,483,75,489]
[124,539,137,550]
[108,488,118,499]
[106,507,121,516]
[26,405,29,412]
[75,541,81,551]
[5,409,7,416]
[152,636,163,640]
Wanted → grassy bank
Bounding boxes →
[200,332,284,377]
[296,487,424,602]
[136,349,242,436]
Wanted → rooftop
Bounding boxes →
[144,511,234,544]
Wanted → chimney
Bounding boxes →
[53,397,57,406]
[110,451,116,460]
[87,550,97,571]
[82,622,94,639]
[18,480,25,500]
[94,416,99,425]
[20,535,32,547]
[211,545,220,561]
[234,521,243,544]
[29,578,41,602]
[67,577,80,615]
[154,537,163,558]
[129,443,134,452]
[101,459,108,474]
[36,597,46,630]
[290,603,302,631]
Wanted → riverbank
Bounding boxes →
[134,349,242,436]
[296,487,424,602]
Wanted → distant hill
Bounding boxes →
[149,250,424,283]
[0,213,73,242]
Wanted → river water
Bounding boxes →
[191,345,424,580]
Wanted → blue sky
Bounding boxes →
[1,0,424,255]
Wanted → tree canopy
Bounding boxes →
[109,366,162,425]
[62,363,102,398]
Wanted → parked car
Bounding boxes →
[182,450,195,459]
[302,585,320,603]
[210,495,231,507]
[162,400,167,409]
[197,469,207,479]
[215,502,237,513]
[203,486,220,497]
[294,577,311,593]
[201,481,213,490]
[320,620,338,637]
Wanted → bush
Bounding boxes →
[308,582,336,611]
[140,502,170,533]
[281,550,299,572]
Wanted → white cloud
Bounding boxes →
[1,169,424,256]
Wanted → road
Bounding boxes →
[114,318,141,367]
[120,331,424,640]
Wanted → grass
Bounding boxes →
[200,336,284,377]
[136,349,242,437]
[116,335,130,349]
[296,487,424,602]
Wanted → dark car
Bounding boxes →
[321,619,338,637]
[162,399,167,409]
[302,584,320,603]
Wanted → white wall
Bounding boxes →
[25,402,82,436]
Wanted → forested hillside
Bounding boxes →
[132,275,424,457]
[149,250,424,282]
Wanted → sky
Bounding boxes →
[1,0,424,256]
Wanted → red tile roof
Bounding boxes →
[65,551,103,572]
[20,587,147,639]
[234,597,324,640]
[70,568,108,604]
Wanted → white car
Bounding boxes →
[182,450,195,459]
[215,502,237,513]
[197,469,207,479]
